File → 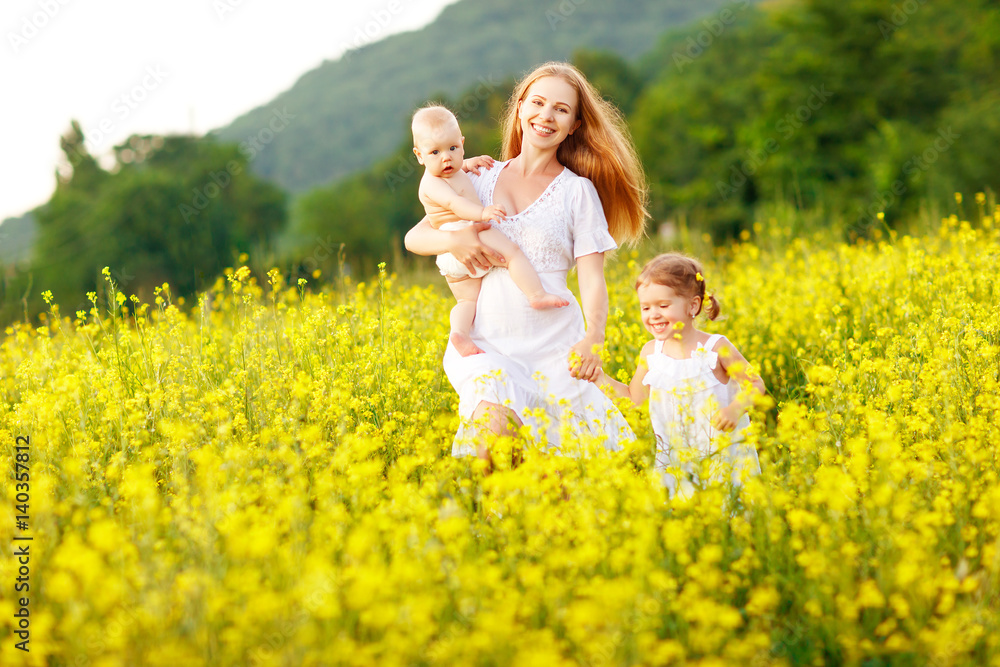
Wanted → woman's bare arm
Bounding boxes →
[403,216,505,273]
[569,252,608,381]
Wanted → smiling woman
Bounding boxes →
[404,61,649,464]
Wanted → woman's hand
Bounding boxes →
[572,253,608,382]
[450,222,505,273]
[568,337,603,382]
[404,217,505,273]
[463,155,495,175]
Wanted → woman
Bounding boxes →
[404,62,648,460]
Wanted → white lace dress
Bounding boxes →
[644,334,761,496]
[443,160,635,456]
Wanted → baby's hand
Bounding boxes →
[463,155,495,175]
[711,404,742,432]
[481,204,507,222]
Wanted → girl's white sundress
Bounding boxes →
[443,160,635,456]
[643,334,761,496]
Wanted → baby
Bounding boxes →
[412,105,568,357]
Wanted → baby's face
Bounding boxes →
[413,124,465,178]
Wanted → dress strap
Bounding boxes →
[653,339,664,355]
[483,159,509,204]
[704,334,725,350]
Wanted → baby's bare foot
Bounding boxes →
[529,293,570,310]
[451,332,484,357]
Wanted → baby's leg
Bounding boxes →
[446,276,484,356]
[478,229,569,310]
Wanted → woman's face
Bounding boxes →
[517,76,582,149]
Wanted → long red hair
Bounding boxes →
[500,62,648,244]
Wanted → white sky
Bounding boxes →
[0,0,459,223]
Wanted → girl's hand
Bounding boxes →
[711,404,742,432]
[481,204,507,222]
[450,221,505,273]
[463,155,495,175]
[568,339,602,382]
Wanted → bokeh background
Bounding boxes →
[2,0,996,322]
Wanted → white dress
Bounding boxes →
[443,160,635,456]
[643,334,761,496]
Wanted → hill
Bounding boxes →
[0,213,37,266]
[213,0,749,193]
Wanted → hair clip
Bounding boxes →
[695,272,704,282]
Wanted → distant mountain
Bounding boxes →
[0,212,36,266]
[213,0,745,194]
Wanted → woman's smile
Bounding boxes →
[518,76,581,146]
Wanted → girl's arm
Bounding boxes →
[595,341,652,406]
[569,252,608,382]
[711,339,767,431]
[403,216,505,273]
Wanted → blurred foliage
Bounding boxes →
[630,0,1000,236]
[15,122,286,320]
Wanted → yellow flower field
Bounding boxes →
[1,211,999,665]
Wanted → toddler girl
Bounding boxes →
[595,253,765,496]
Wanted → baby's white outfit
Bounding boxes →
[436,221,490,279]
[643,334,761,497]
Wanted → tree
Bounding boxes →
[30,126,286,312]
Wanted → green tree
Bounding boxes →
[630,0,1000,237]
[573,49,643,115]
[30,127,286,313]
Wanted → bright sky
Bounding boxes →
[0,0,459,223]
